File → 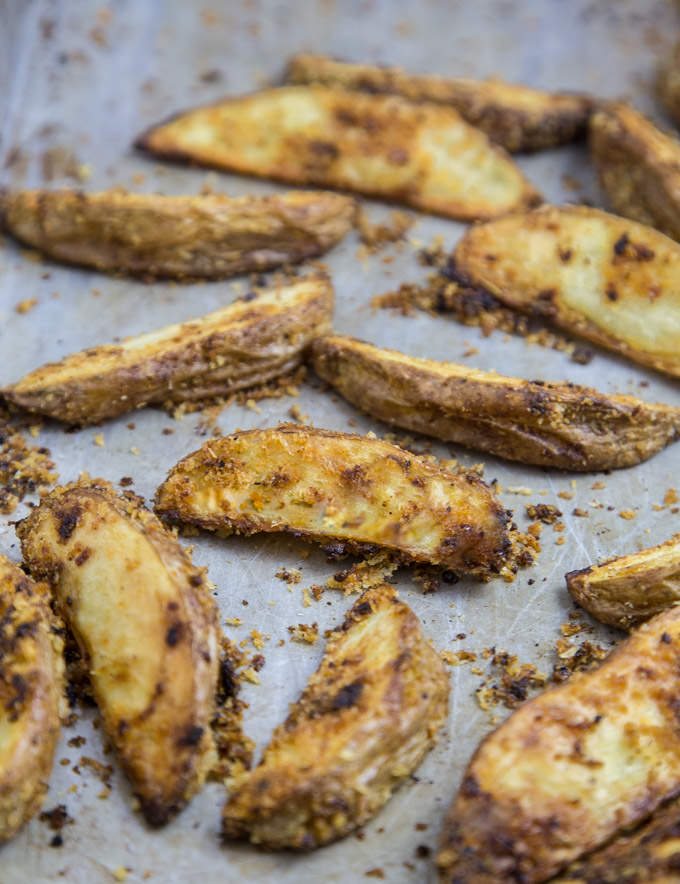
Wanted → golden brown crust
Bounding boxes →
[566,535,680,630]
[0,556,63,843]
[222,584,449,849]
[437,605,680,883]
[590,102,680,242]
[17,479,219,826]
[452,204,680,379]
[554,795,680,882]
[136,86,541,221]
[154,423,511,579]
[658,42,680,128]
[0,188,356,280]
[3,275,333,426]
[287,53,593,153]
[311,335,680,471]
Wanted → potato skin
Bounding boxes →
[154,423,512,579]
[287,53,593,153]
[553,793,680,883]
[0,556,63,843]
[437,605,680,883]
[311,335,680,471]
[222,584,449,849]
[567,535,680,630]
[0,188,356,280]
[17,480,219,826]
[452,204,680,379]
[136,86,541,221]
[590,102,680,242]
[4,275,333,426]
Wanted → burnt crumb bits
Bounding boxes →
[39,804,72,831]
[526,503,562,525]
[119,476,134,487]
[332,679,364,711]
[50,834,63,847]
[0,406,57,514]
[177,725,204,747]
[165,622,184,646]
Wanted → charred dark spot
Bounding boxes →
[441,570,459,584]
[39,804,72,831]
[165,622,184,647]
[217,657,237,703]
[177,724,204,747]
[322,540,348,561]
[353,601,372,617]
[140,797,172,827]
[6,673,27,718]
[332,568,350,583]
[334,107,359,126]
[331,680,363,711]
[411,477,425,488]
[559,248,572,262]
[614,232,655,261]
[388,147,409,165]
[307,139,339,159]
[613,232,629,255]
[74,548,91,567]
[56,503,82,541]
[415,844,431,859]
[662,632,672,644]
[460,775,481,798]
[49,834,63,848]
[606,284,618,302]
[251,654,265,671]
[570,345,593,365]
[119,476,133,487]
[117,719,130,736]
[167,601,179,612]
[189,573,203,586]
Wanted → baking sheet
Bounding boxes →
[1,0,680,881]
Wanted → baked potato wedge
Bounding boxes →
[437,605,680,883]
[0,556,63,843]
[17,479,219,826]
[222,583,449,849]
[154,424,511,579]
[554,794,680,883]
[451,204,680,378]
[286,53,593,153]
[590,102,680,242]
[3,275,333,426]
[136,86,541,221]
[566,535,680,630]
[658,41,680,128]
[0,188,356,280]
[311,335,680,471]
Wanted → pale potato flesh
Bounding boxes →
[311,334,680,471]
[137,86,541,221]
[154,424,512,579]
[222,584,449,849]
[0,188,356,279]
[452,204,680,378]
[0,556,63,843]
[287,53,593,152]
[567,534,680,629]
[590,102,680,243]
[17,479,219,826]
[4,275,333,425]
[437,605,680,883]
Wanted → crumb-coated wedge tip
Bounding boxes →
[0,188,356,279]
[17,479,219,826]
[286,53,593,153]
[590,102,680,243]
[451,204,680,379]
[567,534,680,630]
[3,275,333,426]
[437,605,680,883]
[222,584,449,849]
[0,556,64,843]
[136,85,541,221]
[154,423,512,579]
[311,334,680,471]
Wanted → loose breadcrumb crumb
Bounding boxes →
[15,297,38,314]
[619,509,636,520]
[440,649,477,666]
[287,622,319,644]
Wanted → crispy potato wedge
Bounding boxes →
[222,584,449,849]
[311,335,680,471]
[566,535,680,630]
[154,424,511,579]
[136,86,541,221]
[554,794,680,883]
[658,42,680,128]
[0,188,356,280]
[287,53,593,153]
[0,556,63,843]
[3,275,333,426]
[452,204,680,379]
[437,605,680,883]
[590,102,680,242]
[17,479,219,826]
